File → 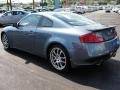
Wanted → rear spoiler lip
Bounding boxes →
[87,25,116,31]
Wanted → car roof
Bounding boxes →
[32,12,76,16]
[28,12,84,20]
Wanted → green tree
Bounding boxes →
[117,0,120,4]
[61,0,64,5]
[40,2,48,6]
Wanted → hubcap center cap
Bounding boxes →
[56,57,61,63]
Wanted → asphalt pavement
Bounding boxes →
[0,10,120,90]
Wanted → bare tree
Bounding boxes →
[9,0,12,10]
[7,0,9,10]
[33,0,35,9]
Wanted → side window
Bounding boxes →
[12,11,18,15]
[16,11,25,15]
[19,11,25,15]
[40,17,53,27]
[19,15,41,27]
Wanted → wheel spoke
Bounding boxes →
[52,50,57,57]
[60,60,66,64]
[59,62,63,68]
[60,56,66,60]
[51,52,56,58]
[59,50,62,56]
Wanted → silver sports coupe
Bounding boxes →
[1,12,120,72]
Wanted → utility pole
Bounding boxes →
[33,0,35,10]
[41,0,44,8]
[7,0,9,10]
[9,0,12,10]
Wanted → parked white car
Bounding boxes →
[118,10,120,14]
[75,6,86,14]
[112,8,120,13]
[105,7,111,13]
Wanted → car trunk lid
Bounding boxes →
[74,24,117,42]
[88,26,117,41]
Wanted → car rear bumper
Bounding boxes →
[70,37,120,67]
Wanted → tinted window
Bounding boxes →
[39,17,53,27]
[19,15,41,27]
[53,13,96,26]
[12,11,18,15]
[0,10,5,13]
[12,11,26,15]
[19,11,27,15]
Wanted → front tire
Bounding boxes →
[1,33,10,50]
[48,45,71,72]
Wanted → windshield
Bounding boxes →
[53,13,97,26]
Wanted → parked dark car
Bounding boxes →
[36,8,50,12]
[0,9,6,14]
[1,12,120,72]
[24,9,38,13]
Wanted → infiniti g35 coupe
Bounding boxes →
[1,12,120,72]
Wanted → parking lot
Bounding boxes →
[0,10,120,90]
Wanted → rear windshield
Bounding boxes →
[53,13,96,26]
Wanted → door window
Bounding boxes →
[12,11,18,15]
[19,14,41,27]
[38,16,53,27]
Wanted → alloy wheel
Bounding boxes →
[2,34,9,50]
[49,47,67,71]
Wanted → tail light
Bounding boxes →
[80,33,104,43]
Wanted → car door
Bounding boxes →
[12,14,41,53]
[35,16,54,56]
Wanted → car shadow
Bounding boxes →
[7,49,120,90]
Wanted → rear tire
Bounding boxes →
[48,45,71,72]
[1,33,10,50]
